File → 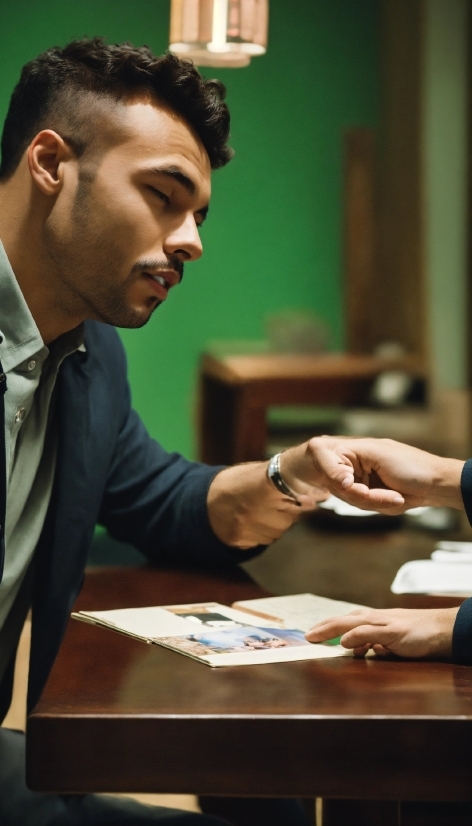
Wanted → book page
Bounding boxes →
[72,597,355,666]
[72,606,196,641]
[161,602,284,629]
[232,593,365,632]
[71,601,284,643]
[157,624,349,667]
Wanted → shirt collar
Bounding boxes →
[0,241,85,372]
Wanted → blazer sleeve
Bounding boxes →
[97,359,263,568]
[451,459,472,663]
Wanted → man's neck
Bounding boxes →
[0,183,86,345]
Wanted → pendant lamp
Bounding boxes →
[169,0,269,68]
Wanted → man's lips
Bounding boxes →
[142,270,180,300]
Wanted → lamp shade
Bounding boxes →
[170,0,268,67]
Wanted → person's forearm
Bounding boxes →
[460,458,472,526]
[425,456,465,509]
[452,598,472,664]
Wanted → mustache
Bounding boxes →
[131,256,184,282]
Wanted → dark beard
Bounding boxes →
[42,185,184,329]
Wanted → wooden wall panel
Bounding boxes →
[344,128,377,354]
[345,0,427,362]
[468,3,472,391]
[375,0,426,358]
[467,1,472,454]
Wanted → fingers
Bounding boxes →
[307,607,457,660]
[308,617,395,652]
[305,610,371,643]
[306,440,406,511]
[307,441,355,491]
[335,483,405,512]
[340,624,396,650]
[352,643,393,658]
[352,643,371,658]
[306,610,396,651]
[372,644,392,657]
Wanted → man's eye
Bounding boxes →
[149,187,170,204]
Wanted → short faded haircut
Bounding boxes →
[0,37,232,180]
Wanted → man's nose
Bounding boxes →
[163,213,203,262]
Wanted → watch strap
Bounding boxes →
[267,453,300,503]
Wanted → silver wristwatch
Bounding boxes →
[267,453,301,503]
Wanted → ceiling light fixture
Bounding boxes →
[169,0,269,68]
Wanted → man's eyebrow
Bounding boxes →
[150,165,196,195]
[149,165,209,220]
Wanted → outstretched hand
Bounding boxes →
[206,435,465,548]
[280,436,465,514]
[306,606,460,659]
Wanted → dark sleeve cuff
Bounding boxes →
[460,458,472,526]
[452,597,472,664]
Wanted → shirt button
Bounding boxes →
[27,360,36,371]
[14,408,26,423]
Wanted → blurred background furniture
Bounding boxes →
[197,0,470,466]
[197,101,430,465]
[198,351,424,464]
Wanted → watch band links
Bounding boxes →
[267,453,301,504]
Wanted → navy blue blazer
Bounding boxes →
[0,320,250,719]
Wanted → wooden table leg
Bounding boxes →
[321,799,400,826]
[199,796,316,825]
[400,802,472,825]
[322,800,472,826]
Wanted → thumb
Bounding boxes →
[307,442,355,492]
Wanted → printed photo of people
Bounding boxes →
[159,626,310,658]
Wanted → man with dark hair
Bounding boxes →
[0,37,328,826]
[0,38,233,179]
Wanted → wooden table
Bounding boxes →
[26,564,472,817]
[198,352,425,464]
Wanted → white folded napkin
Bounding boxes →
[431,550,472,563]
[391,559,472,595]
[437,540,472,553]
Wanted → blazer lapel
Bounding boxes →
[29,346,94,710]
[37,346,93,597]
[0,363,6,583]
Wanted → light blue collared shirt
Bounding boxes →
[0,241,84,677]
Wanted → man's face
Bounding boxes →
[43,98,211,328]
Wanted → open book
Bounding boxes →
[72,593,363,668]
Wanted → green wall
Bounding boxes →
[0,0,380,457]
[424,0,468,391]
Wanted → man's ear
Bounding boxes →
[27,130,73,196]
